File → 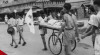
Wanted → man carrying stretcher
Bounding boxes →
[57,3,80,55]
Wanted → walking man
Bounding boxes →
[7,16,18,48]
[17,15,26,46]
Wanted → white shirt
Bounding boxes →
[17,18,24,25]
[8,18,16,26]
[88,12,100,28]
[38,16,45,23]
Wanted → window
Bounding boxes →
[3,0,8,4]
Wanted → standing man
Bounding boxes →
[81,0,100,55]
[58,3,80,55]
[38,12,47,51]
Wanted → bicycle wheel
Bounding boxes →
[48,35,62,55]
[61,34,76,51]
[71,39,76,51]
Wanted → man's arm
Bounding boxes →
[84,24,92,33]
[81,25,96,39]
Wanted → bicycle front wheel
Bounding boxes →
[48,35,62,55]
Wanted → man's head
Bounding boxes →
[93,0,100,11]
[63,3,71,12]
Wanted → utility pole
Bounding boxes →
[42,0,44,12]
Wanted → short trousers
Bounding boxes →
[17,25,23,32]
[39,28,47,35]
[63,29,75,46]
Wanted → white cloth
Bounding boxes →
[38,16,45,23]
[48,19,58,25]
[25,8,35,34]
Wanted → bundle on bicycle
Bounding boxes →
[39,19,84,55]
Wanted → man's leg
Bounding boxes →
[18,26,22,44]
[19,31,26,46]
[12,35,18,48]
[64,40,71,55]
[92,33,96,47]
[18,33,21,44]
[41,34,47,51]
[10,35,14,46]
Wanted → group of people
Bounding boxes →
[38,0,100,55]
[7,14,26,48]
[3,0,100,55]
[38,11,60,51]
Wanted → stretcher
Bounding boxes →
[39,22,84,30]
[39,22,62,31]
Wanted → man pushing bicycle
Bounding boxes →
[58,3,80,55]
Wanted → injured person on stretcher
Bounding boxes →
[39,18,84,30]
[39,18,63,30]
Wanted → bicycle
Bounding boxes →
[48,29,76,55]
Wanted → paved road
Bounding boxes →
[0,23,94,55]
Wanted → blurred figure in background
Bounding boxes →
[17,15,26,46]
[5,15,8,24]
[7,15,18,48]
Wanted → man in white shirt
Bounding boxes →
[7,16,18,48]
[81,0,100,55]
[38,13,47,51]
[17,15,26,46]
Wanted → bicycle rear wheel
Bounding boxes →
[71,39,76,51]
[61,35,76,51]
[48,35,62,55]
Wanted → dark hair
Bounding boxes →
[94,0,100,6]
[89,5,95,12]
[63,3,71,10]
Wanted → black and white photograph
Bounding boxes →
[0,0,99,55]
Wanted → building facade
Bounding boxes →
[0,0,92,21]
